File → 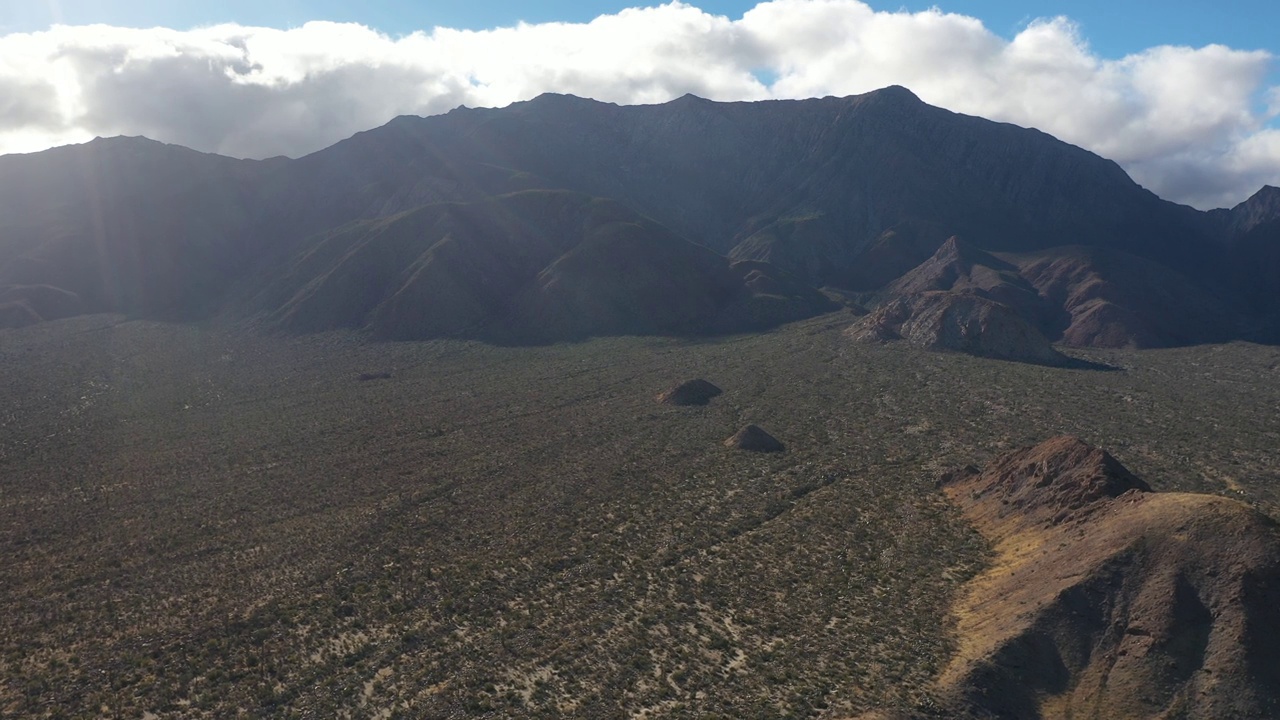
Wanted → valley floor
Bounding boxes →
[2,313,1277,718]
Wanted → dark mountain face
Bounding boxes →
[0,137,273,317]
[1209,187,1280,325]
[271,88,1216,283]
[0,87,1275,343]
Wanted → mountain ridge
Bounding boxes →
[1,86,1277,344]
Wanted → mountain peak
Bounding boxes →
[1228,184,1280,234]
[521,92,606,107]
[935,235,974,259]
[669,92,712,104]
[1240,184,1280,208]
[896,235,1011,285]
[872,84,921,102]
[86,135,164,149]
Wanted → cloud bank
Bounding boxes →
[0,0,1277,209]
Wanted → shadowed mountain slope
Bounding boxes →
[1013,245,1236,348]
[1214,186,1280,330]
[0,137,273,317]
[932,437,1280,719]
[277,87,1221,288]
[251,190,834,342]
[1210,184,1280,237]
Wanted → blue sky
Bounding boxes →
[11,0,1271,115]
[3,1,1278,60]
[3,1,1276,99]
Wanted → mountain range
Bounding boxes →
[1,86,1277,350]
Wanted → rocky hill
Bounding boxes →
[934,437,1280,719]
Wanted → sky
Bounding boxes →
[0,0,1278,209]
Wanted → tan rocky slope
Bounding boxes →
[932,437,1280,719]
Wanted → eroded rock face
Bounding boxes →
[1015,245,1235,349]
[878,237,1236,350]
[846,291,1067,366]
[934,436,1280,720]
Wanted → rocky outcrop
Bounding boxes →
[873,238,1238,350]
[888,236,1055,327]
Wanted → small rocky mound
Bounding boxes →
[655,379,722,406]
[846,291,1067,366]
[931,437,1280,719]
[724,425,784,453]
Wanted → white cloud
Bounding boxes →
[0,1,1276,208]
